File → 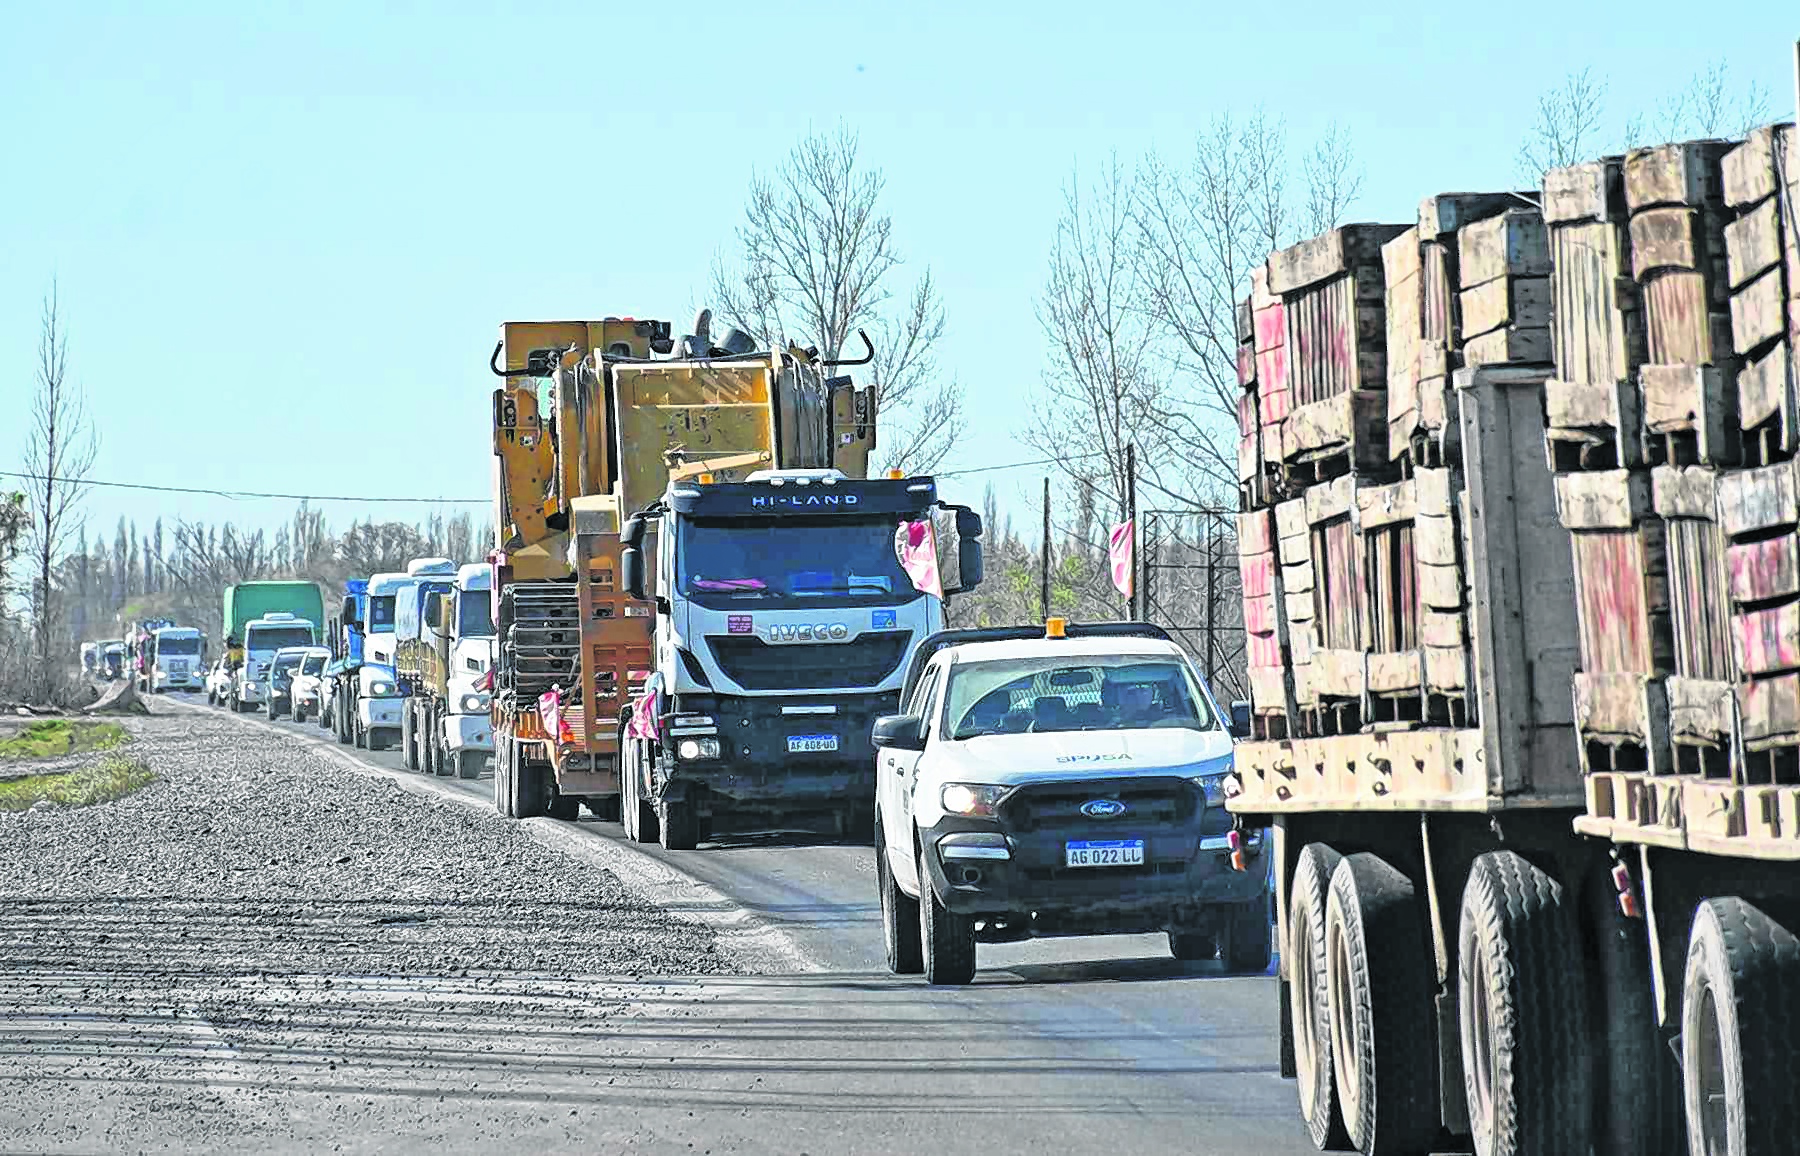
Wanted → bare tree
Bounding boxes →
[1135,110,1361,496]
[1024,157,1170,539]
[711,126,962,474]
[21,284,98,697]
[1518,67,1610,179]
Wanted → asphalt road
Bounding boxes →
[210,695,1325,1153]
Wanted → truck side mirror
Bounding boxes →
[621,515,646,548]
[423,592,443,631]
[621,546,647,601]
[955,508,983,540]
[1228,700,1252,739]
[952,538,983,593]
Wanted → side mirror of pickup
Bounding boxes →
[870,713,926,752]
[621,546,647,602]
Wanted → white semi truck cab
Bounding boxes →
[234,613,318,707]
[617,469,983,847]
[149,626,205,692]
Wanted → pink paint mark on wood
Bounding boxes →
[1574,531,1652,673]
[1237,509,1274,555]
[1244,593,1278,636]
[1240,552,1275,598]
[1247,630,1282,668]
[1727,535,1798,604]
[1257,346,1290,401]
[1254,301,1285,353]
[1733,602,1800,675]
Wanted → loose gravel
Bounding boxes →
[0,708,734,1153]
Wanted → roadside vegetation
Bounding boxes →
[0,719,129,760]
[0,751,155,811]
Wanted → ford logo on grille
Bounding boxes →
[1080,798,1127,819]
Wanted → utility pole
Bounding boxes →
[1040,476,1051,621]
[1205,513,1217,683]
[1125,443,1139,620]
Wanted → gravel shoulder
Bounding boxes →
[0,708,733,1152]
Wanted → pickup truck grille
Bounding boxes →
[998,776,1203,833]
[708,633,912,691]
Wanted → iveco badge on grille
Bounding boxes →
[1080,798,1128,819]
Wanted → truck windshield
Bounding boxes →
[679,518,915,607]
[942,656,1217,739]
[246,626,314,652]
[458,590,494,637]
[157,637,200,655]
[368,596,396,629]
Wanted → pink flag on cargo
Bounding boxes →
[894,519,943,599]
[626,686,660,741]
[538,686,574,746]
[1109,520,1134,600]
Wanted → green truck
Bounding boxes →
[221,581,324,712]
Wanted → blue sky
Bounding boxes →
[3,1,1794,547]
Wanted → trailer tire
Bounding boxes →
[1290,843,1351,1151]
[1681,897,1800,1156]
[1585,866,1679,1156]
[457,750,485,781]
[401,705,418,770]
[876,819,922,975]
[1457,850,1592,1156]
[1325,852,1439,1156]
[658,794,698,851]
[918,843,977,985]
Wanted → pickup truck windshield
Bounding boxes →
[156,637,200,656]
[301,653,327,675]
[943,656,1216,739]
[458,589,494,637]
[246,626,314,652]
[368,596,396,629]
[679,518,913,607]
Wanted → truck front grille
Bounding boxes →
[708,633,913,691]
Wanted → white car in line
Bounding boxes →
[287,647,333,723]
[872,620,1272,986]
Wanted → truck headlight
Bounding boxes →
[459,693,490,713]
[940,783,1011,818]
[368,680,395,697]
[677,738,720,760]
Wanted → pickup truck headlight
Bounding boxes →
[940,783,1011,818]
[367,680,396,697]
[677,738,721,760]
[459,692,490,713]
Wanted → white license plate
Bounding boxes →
[1065,839,1145,868]
[787,734,839,753]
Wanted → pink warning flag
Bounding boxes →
[538,685,574,746]
[894,519,943,599]
[625,685,660,741]
[1109,520,1134,600]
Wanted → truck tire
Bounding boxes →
[1324,852,1438,1156]
[492,736,515,817]
[1290,842,1351,1151]
[918,843,976,985]
[876,820,922,975]
[400,706,418,770]
[1585,866,1679,1156]
[584,795,621,821]
[457,750,485,781]
[1167,930,1215,962]
[1223,897,1274,974]
[1457,850,1592,1156]
[658,795,698,851]
[1681,897,1800,1156]
[626,740,659,844]
[354,717,367,749]
[432,712,454,778]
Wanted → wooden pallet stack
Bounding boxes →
[1719,124,1800,786]
[1236,209,1562,739]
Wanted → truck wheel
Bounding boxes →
[1290,843,1351,1151]
[457,750,485,781]
[584,795,621,821]
[658,795,698,851]
[1457,850,1592,1156]
[917,844,976,985]
[1223,898,1274,974]
[876,821,922,975]
[1681,897,1800,1156]
[1167,930,1215,962]
[492,737,515,817]
[1325,852,1438,1156]
[506,753,545,819]
[432,717,454,778]
[1585,866,1678,1156]
[354,718,367,749]
[401,706,417,770]
[628,741,660,844]
[368,729,388,752]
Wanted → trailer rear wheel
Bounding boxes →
[1290,843,1351,1151]
[1457,850,1592,1156]
[1585,866,1678,1156]
[1681,897,1800,1156]
[1325,852,1438,1156]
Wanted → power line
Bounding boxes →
[937,452,1106,478]
[0,470,488,505]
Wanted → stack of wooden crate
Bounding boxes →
[1236,203,1554,738]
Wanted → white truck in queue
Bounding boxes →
[147,626,206,692]
[342,558,456,752]
[395,562,494,780]
[233,613,319,712]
